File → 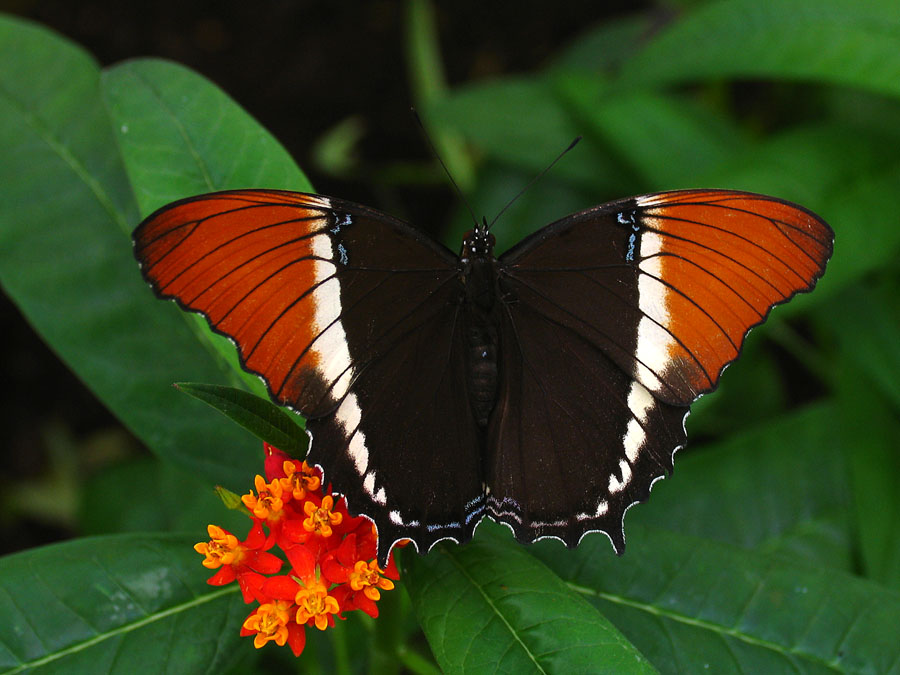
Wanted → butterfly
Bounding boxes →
[133,188,833,565]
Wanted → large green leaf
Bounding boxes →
[632,403,852,568]
[0,16,258,489]
[533,528,900,674]
[101,58,312,218]
[423,76,633,194]
[403,526,654,674]
[0,534,249,674]
[102,58,314,396]
[622,0,900,100]
[556,76,749,189]
[821,284,900,412]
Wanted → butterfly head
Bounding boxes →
[460,217,496,264]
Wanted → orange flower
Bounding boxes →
[240,600,306,657]
[349,559,395,601]
[195,521,282,602]
[194,525,244,569]
[302,495,343,537]
[280,460,321,501]
[295,582,341,630]
[242,474,285,519]
[197,442,401,658]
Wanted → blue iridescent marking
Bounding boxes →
[621,211,640,262]
[465,505,486,524]
[330,212,352,234]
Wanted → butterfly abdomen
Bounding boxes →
[460,228,501,427]
[464,317,499,426]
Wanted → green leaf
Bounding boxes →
[402,525,654,674]
[102,58,312,216]
[102,58,315,397]
[550,13,654,74]
[425,76,632,194]
[533,527,900,674]
[0,15,258,489]
[835,363,900,590]
[822,284,900,411]
[633,403,852,568]
[79,458,248,537]
[0,534,249,674]
[621,0,900,100]
[175,382,308,456]
[556,76,749,189]
[703,123,896,205]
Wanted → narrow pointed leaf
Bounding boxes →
[176,382,308,455]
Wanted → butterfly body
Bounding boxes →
[134,188,833,565]
[459,223,501,426]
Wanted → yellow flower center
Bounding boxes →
[281,460,321,500]
[295,584,340,630]
[243,601,291,649]
[302,495,342,537]
[194,525,244,568]
[242,474,284,519]
[349,560,395,601]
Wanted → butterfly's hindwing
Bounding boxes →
[487,274,688,551]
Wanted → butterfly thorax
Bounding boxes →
[459,224,500,427]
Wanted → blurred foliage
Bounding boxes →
[1,0,899,672]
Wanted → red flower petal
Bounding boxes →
[246,550,284,575]
[237,570,268,604]
[263,443,292,481]
[207,566,237,586]
[261,575,301,602]
[286,622,307,657]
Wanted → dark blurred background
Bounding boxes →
[0,0,653,552]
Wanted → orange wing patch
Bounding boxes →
[634,190,832,402]
[134,191,338,410]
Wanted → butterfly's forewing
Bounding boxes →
[490,189,833,550]
[134,190,484,562]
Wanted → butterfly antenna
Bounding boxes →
[411,108,480,228]
[488,136,582,230]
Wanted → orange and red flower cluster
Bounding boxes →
[194,443,401,657]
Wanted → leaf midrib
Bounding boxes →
[3,585,237,673]
[566,581,844,672]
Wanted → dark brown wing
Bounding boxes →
[134,189,484,564]
[487,189,833,551]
